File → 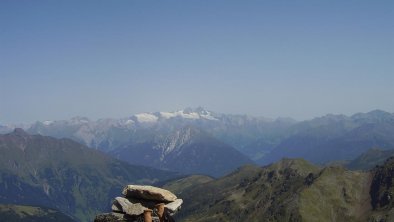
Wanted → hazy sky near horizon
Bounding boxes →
[1,0,393,123]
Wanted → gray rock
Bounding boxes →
[165,199,183,213]
[123,197,183,215]
[122,185,178,202]
[111,200,123,212]
[114,197,147,216]
[94,212,127,222]
[126,197,158,209]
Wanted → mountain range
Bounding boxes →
[2,108,394,173]
[20,107,295,160]
[1,127,393,221]
[2,108,290,177]
[259,110,394,164]
[111,125,253,177]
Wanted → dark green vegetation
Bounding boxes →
[369,157,394,221]
[0,204,75,222]
[162,158,394,222]
[0,129,178,222]
[112,126,253,177]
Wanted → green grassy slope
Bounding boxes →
[172,160,320,221]
[163,158,394,222]
[0,204,76,222]
[347,148,394,171]
[299,167,371,221]
[161,175,214,195]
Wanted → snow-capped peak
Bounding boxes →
[125,119,135,125]
[42,120,53,126]
[159,108,218,121]
[70,117,90,124]
[135,113,159,123]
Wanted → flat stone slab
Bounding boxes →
[114,197,147,216]
[165,198,183,213]
[125,197,158,209]
[122,185,178,202]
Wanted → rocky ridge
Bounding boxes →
[162,158,394,222]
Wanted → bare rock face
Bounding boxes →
[94,213,127,222]
[122,185,178,202]
[113,197,147,216]
[111,200,122,212]
[94,212,141,222]
[124,197,158,209]
[165,199,183,214]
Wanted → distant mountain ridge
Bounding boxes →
[3,109,394,166]
[111,125,253,177]
[258,110,394,164]
[21,107,295,159]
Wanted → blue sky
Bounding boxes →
[1,0,393,123]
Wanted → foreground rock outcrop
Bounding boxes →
[95,185,183,222]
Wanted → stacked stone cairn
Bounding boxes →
[94,185,183,222]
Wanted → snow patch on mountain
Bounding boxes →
[200,111,218,120]
[135,113,159,123]
[124,119,135,125]
[70,117,90,125]
[159,109,218,120]
[42,120,53,126]
[159,112,178,119]
[156,127,194,160]
[178,111,200,119]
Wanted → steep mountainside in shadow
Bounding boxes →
[0,129,178,222]
[111,126,253,177]
[369,157,394,221]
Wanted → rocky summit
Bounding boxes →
[95,185,183,222]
